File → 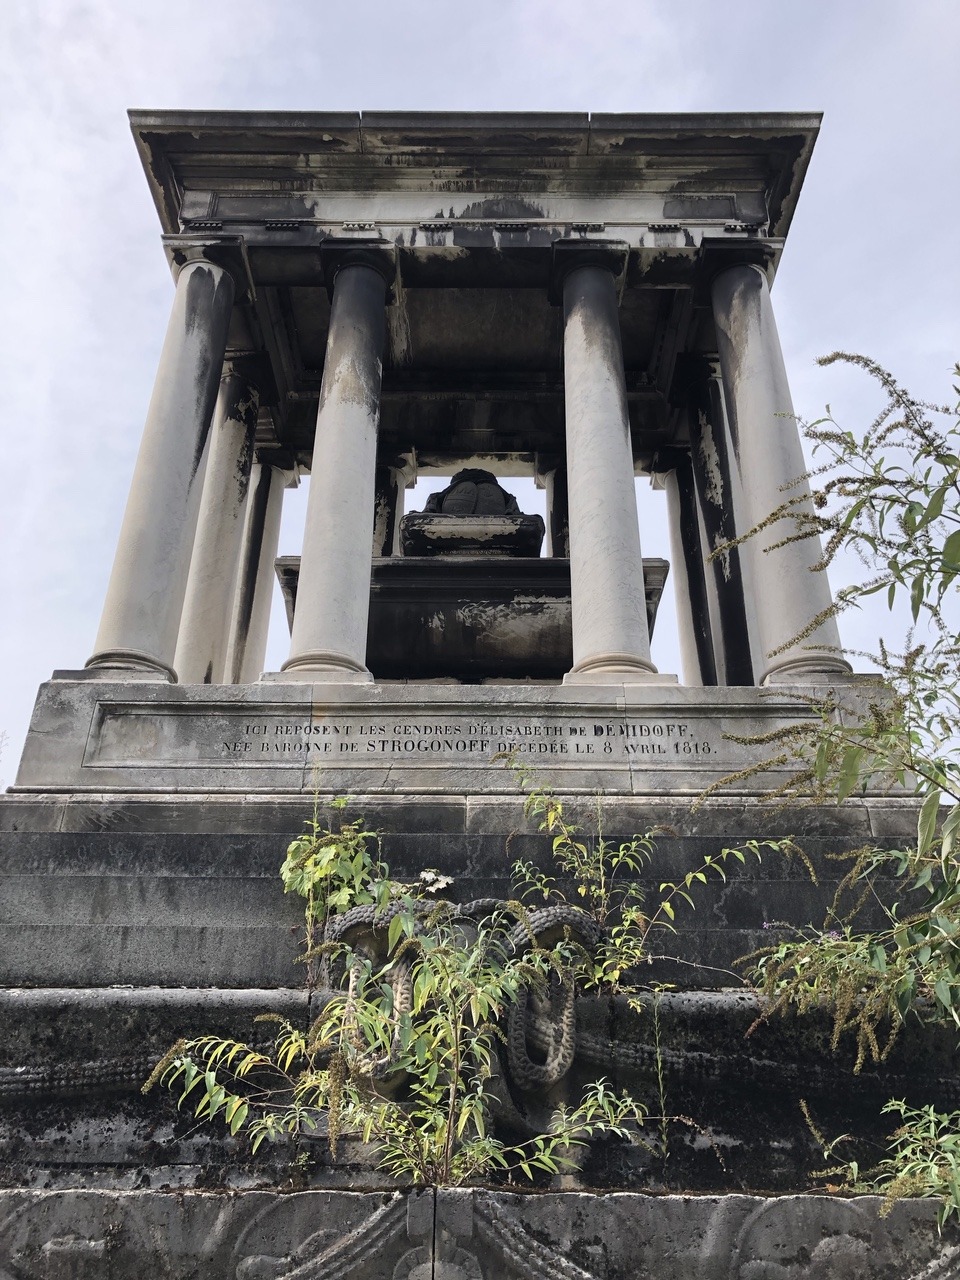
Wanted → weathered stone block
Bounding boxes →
[0,1188,953,1278]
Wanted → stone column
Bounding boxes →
[86,256,235,678]
[658,462,716,687]
[281,246,395,679]
[687,362,755,686]
[373,464,401,557]
[373,453,417,557]
[712,264,849,683]
[174,363,260,683]
[224,462,293,684]
[554,247,659,682]
[536,457,570,558]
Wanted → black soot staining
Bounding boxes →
[230,467,273,663]
[455,197,546,221]
[183,265,235,482]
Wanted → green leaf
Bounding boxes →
[917,484,948,530]
[388,912,404,954]
[910,572,925,622]
[837,746,865,803]
[941,805,960,860]
[943,528,960,571]
[917,790,941,857]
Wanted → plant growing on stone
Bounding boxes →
[742,359,960,1036]
[507,755,760,1000]
[147,801,646,1187]
[728,356,960,1213]
[279,795,391,987]
[852,1100,960,1229]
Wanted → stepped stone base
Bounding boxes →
[2,676,951,1262]
[3,677,911,991]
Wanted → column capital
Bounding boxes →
[162,234,255,303]
[695,237,781,299]
[534,451,564,488]
[676,351,725,390]
[648,446,688,478]
[219,352,277,404]
[391,449,418,489]
[548,239,629,305]
[320,238,398,301]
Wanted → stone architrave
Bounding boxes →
[86,256,235,679]
[712,263,850,684]
[174,363,260,683]
[554,245,661,683]
[280,245,396,680]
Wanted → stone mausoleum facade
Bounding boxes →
[1,112,957,1277]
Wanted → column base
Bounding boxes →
[82,649,177,681]
[563,653,677,686]
[262,669,374,685]
[563,670,679,686]
[269,650,373,683]
[761,655,854,685]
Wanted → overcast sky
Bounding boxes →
[1,0,958,779]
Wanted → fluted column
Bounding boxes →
[281,247,395,679]
[712,264,850,683]
[86,256,235,678]
[175,363,259,683]
[224,462,294,683]
[554,247,659,683]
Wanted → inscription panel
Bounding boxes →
[87,704,797,775]
[17,680,862,794]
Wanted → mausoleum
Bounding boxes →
[1,111,955,1278]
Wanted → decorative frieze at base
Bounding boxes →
[0,1188,952,1279]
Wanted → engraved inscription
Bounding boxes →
[90,706,731,769]
[229,717,709,759]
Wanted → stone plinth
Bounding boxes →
[275,556,668,682]
[2,675,910,993]
[13,676,857,798]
